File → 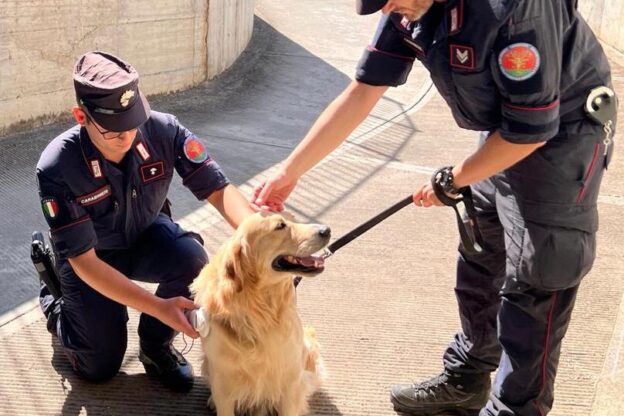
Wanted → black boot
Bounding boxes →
[139,343,195,392]
[390,370,490,415]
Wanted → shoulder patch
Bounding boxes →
[183,137,209,164]
[41,197,59,219]
[498,43,540,81]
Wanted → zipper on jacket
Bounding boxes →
[111,200,120,230]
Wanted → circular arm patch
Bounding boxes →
[183,137,209,163]
[498,42,540,81]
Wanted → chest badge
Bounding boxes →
[183,137,209,164]
[140,161,165,184]
[498,43,540,81]
[450,44,475,70]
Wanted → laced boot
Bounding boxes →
[139,342,195,392]
[390,370,490,415]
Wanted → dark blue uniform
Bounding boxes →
[357,0,615,414]
[37,111,229,381]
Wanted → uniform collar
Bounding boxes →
[445,0,465,35]
[78,127,151,179]
[402,0,466,41]
[133,126,152,163]
[398,3,447,54]
[78,127,108,179]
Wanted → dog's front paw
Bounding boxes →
[207,393,216,411]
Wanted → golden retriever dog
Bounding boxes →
[190,212,330,416]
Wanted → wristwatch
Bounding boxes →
[435,166,461,196]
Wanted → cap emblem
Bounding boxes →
[498,43,540,81]
[120,90,135,107]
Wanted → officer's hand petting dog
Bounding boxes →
[252,171,297,212]
[36,52,254,392]
[253,1,615,415]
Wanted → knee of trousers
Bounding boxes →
[72,346,127,382]
[171,235,209,283]
[57,302,129,382]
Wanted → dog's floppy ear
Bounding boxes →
[224,239,244,293]
[223,236,258,293]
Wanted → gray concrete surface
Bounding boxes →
[0,0,254,135]
[1,1,623,415]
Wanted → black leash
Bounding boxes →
[322,171,485,258]
[324,195,414,257]
[293,172,485,287]
[293,195,413,287]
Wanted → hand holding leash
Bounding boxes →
[431,167,484,255]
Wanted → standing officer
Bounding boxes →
[37,51,254,392]
[252,0,617,414]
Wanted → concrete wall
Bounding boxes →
[0,0,254,135]
[579,0,624,55]
[208,0,254,78]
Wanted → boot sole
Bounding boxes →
[393,402,481,416]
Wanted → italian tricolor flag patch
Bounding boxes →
[42,198,59,219]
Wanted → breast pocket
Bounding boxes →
[76,185,121,232]
[136,170,174,231]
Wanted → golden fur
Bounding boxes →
[190,213,329,416]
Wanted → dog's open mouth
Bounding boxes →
[272,254,325,274]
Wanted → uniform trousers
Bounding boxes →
[47,214,207,381]
[442,122,611,416]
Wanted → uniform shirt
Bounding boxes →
[356,0,612,143]
[36,111,229,259]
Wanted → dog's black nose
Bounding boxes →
[318,226,331,238]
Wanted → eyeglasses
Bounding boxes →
[84,113,124,140]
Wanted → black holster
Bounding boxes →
[31,231,62,299]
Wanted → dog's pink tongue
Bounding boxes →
[299,256,324,268]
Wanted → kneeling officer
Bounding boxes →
[36,51,253,391]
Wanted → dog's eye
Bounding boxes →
[275,222,287,230]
